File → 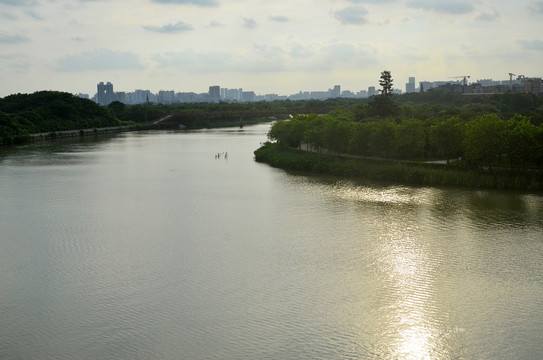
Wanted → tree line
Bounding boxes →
[268,105,543,172]
[0,91,121,144]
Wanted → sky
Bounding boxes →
[1,0,542,98]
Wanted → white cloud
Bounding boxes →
[476,10,500,21]
[57,49,144,71]
[0,53,30,70]
[517,39,543,51]
[407,0,474,15]
[268,15,290,23]
[529,1,543,13]
[335,6,369,25]
[150,0,219,6]
[347,0,397,3]
[143,21,193,33]
[25,10,42,20]
[152,42,289,74]
[0,33,29,43]
[0,0,37,6]
[243,17,257,29]
[0,12,17,20]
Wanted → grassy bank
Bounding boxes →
[254,143,543,191]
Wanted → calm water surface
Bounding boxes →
[1,124,542,359]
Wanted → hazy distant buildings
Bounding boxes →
[127,89,152,104]
[91,74,541,107]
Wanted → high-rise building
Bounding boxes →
[158,90,175,104]
[368,86,376,97]
[406,77,416,93]
[241,91,256,102]
[330,85,341,98]
[96,82,114,106]
[209,85,220,103]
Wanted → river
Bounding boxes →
[1,123,542,359]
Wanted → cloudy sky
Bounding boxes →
[1,0,542,97]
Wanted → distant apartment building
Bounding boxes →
[158,90,175,104]
[209,85,220,103]
[357,90,368,98]
[425,76,542,95]
[330,85,341,98]
[405,77,416,93]
[96,82,114,106]
[178,92,199,103]
[130,89,152,104]
[289,91,311,101]
[222,88,242,102]
[116,92,126,104]
[241,91,256,102]
[522,77,542,95]
[368,86,377,97]
[341,90,356,98]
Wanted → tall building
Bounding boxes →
[368,86,376,97]
[406,77,416,93]
[241,91,256,102]
[522,77,542,95]
[330,85,341,98]
[158,90,175,104]
[96,82,114,106]
[209,85,220,103]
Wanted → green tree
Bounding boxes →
[429,116,465,164]
[505,114,539,171]
[464,114,506,170]
[347,122,370,155]
[367,120,397,158]
[395,118,426,159]
[302,114,325,152]
[379,70,394,96]
[267,117,306,148]
[323,118,352,156]
[367,95,400,119]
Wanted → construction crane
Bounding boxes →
[509,73,516,92]
[450,75,471,86]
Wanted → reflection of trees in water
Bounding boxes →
[465,190,542,229]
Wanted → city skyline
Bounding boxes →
[87,73,540,106]
[1,0,542,98]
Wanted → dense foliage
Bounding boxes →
[263,93,543,190]
[267,112,543,172]
[0,91,120,144]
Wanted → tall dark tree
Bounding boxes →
[379,70,394,96]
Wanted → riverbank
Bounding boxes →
[254,142,543,191]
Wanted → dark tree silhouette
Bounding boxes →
[379,70,394,96]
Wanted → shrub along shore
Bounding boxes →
[254,143,543,191]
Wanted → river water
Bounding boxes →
[1,123,542,359]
